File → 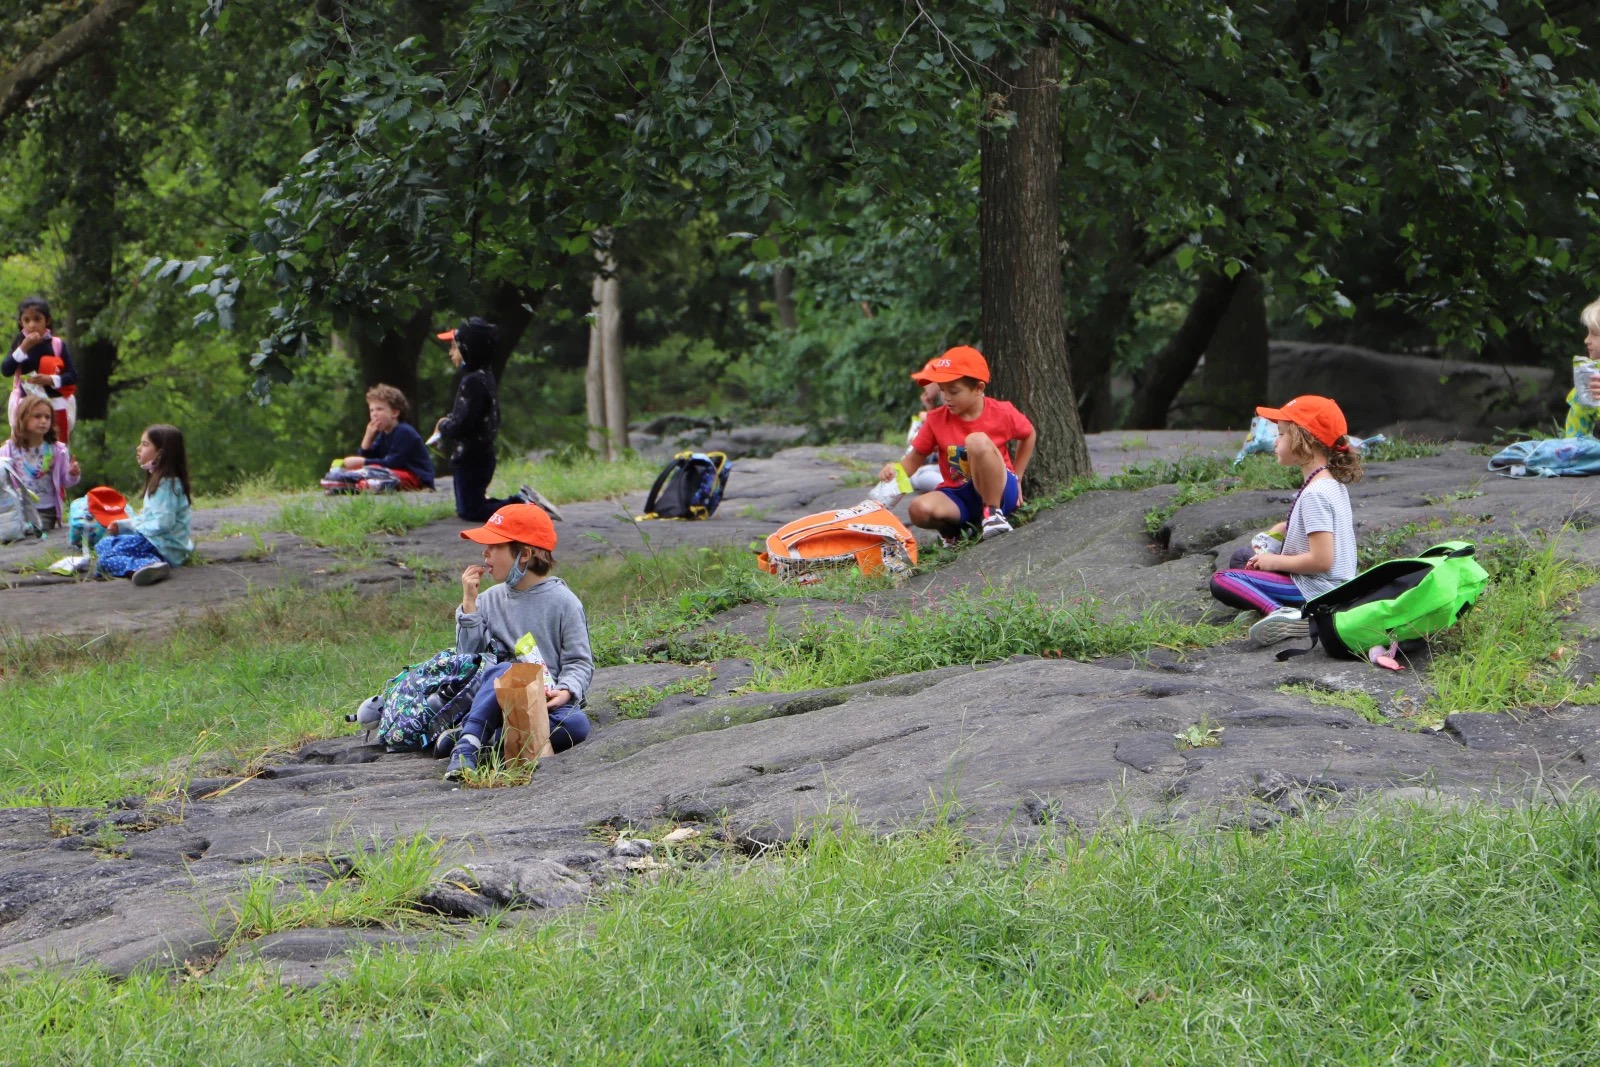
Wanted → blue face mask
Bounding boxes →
[505,549,529,588]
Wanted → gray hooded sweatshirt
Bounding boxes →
[455,575,594,703]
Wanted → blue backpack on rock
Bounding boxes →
[637,451,731,520]
[373,650,497,752]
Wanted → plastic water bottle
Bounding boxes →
[1575,357,1600,407]
[1251,532,1282,555]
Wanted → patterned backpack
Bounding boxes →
[374,650,497,752]
[637,451,731,520]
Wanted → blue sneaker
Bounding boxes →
[444,735,481,781]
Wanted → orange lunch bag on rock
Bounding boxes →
[756,501,918,584]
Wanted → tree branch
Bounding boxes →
[0,0,147,129]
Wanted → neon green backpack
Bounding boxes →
[1277,541,1490,661]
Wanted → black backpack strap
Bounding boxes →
[1420,541,1475,559]
[1275,614,1329,661]
[642,456,684,516]
[1275,631,1320,661]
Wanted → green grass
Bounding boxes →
[274,495,458,550]
[219,832,444,946]
[1279,682,1385,724]
[817,449,883,488]
[746,589,1228,692]
[489,450,661,505]
[195,469,307,508]
[5,802,1600,1062]
[0,582,461,808]
[1423,535,1600,723]
[609,673,715,719]
[1361,436,1445,461]
[1141,454,1301,535]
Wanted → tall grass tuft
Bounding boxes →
[751,589,1228,691]
[275,495,457,550]
[224,833,444,944]
[1425,534,1600,720]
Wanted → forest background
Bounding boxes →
[2,0,1599,496]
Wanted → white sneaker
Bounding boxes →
[980,510,1013,540]
[1249,606,1309,645]
[131,562,171,587]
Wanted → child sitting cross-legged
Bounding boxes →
[444,503,592,779]
[322,384,435,493]
[92,424,193,586]
[1207,395,1363,645]
[877,346,1036,545]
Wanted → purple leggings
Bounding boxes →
[1209,546,1305,614]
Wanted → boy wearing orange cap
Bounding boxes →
[444,503,592,779]
[1207,394,1364,644]
[878,346,1036,544]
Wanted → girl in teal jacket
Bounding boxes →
[95,424,192,585]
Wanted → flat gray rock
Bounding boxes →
[5,434,1600,979]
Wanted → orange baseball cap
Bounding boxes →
[435,329,456,342]
[913,345,989,385]
[86,487,131,528]
[460,503,557,551]
[1256,395,1349,450]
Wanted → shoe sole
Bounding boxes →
[521,487,564,521]
[132,564,171,587]
[980,524,1012,541]
[1249,613,1309,645]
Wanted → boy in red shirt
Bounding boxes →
[878,346,1036,543]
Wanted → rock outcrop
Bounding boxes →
[3,435,1598,981]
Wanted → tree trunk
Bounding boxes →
[1188,270,1268,429]
[598,261,627,458]
[773,264,798,331]
[1125,270,1241,429]
[483,282,541,383]
[584,295,606,455]
[1070,286,1137,432]
[355,308,432,425]
[585,240,627,460]
[56,52,120,422]
[979,0,1090,491]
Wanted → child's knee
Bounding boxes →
[551,708,591,751]
[907,494,953,529]
[964,432,998,455]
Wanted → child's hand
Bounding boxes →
[17,329,44,353]
[68,457,80,478]
[461,564,487,611]
[26,373,52,386]
[878,463,897,482]
[548,688,572,710]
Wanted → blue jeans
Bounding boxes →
[451,450,518,522]
[457,660,590,754]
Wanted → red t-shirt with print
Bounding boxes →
[911,398,1034,489]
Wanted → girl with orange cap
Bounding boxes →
[1207,395,1363,644]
